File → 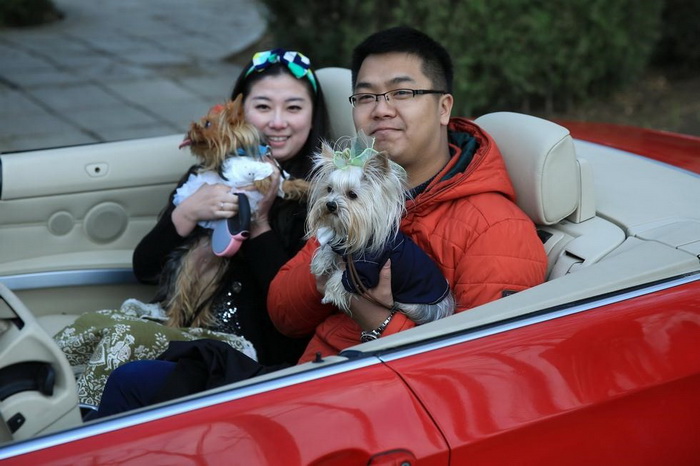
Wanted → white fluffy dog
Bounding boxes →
[306,133,455,325]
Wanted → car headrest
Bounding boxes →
[474,112,592,225]
[316,67,356,141]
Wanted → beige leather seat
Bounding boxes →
[474,112,625,279]
[315,67,356,140]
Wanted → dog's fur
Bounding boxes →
[160,96,309,328]
[158,236,228,328]
[307,135,455,325]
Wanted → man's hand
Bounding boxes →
[349,260,394,330]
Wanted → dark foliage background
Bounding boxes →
[256,0,699,134]
[0,0,63,27]
[259,0,667,116]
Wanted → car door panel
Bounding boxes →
[0,136,192,272]
[387,278,700,465]
[1,136,190,200]
[3,361,449,465]
[0,136,192,316]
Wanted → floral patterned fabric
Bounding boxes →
[53,299,256,406]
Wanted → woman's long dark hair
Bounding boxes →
[230,62,330,180]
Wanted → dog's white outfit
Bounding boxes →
[173,155,288,230]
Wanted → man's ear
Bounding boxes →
[439,93,454,126]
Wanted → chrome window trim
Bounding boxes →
[0,269,139,291]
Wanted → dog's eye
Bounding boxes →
[204,120,211,128]
[326,186,332,193]
[347,190,358,199]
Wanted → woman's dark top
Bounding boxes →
[132,166,310,366]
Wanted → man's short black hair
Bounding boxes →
[351,26,453,93]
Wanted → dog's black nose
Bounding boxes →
[326,201,337,213]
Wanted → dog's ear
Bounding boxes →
[364,148,391,175]
[319,141,335,162]
[224,95,246,125]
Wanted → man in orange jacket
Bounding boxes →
[268,26,548,363]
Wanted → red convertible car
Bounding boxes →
[0,68,699,465]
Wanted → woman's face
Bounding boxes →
[243,73,314,162]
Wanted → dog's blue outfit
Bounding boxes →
[336,230,450,305]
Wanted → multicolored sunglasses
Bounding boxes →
[244,48,318,93]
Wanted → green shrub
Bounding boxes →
[259,0,663,116]
[0,0,63,28]
[653,0,700,70]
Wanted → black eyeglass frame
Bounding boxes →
[348,89,448,108]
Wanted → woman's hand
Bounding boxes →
[248,159,282,238]
[171,183,239,237]
[348,260,394,331]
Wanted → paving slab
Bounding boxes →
[0,0,265,153]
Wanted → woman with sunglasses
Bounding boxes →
[133,49,329,366]
[55,49,330,411]
[133,49,327,364]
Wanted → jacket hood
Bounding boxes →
[407,117,516,213]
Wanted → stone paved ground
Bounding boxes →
[0,0,266,152]
[2,2,697,154]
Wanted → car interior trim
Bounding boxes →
[0,269,139,291]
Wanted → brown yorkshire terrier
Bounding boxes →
[158,95,309,329]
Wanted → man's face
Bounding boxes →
[352,52,452,176]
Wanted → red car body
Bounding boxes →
[5,273,699,465]
[1,119,699,465]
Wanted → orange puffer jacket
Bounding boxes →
[268,118,548,363]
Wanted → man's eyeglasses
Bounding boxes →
[348,89,447,108]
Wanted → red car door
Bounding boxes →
[3,360,448,465]
[385,276,700,465]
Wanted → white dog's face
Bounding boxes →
[306,142,407,256]
[308,165,369,248]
